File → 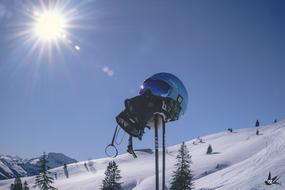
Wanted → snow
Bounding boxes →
[28,158,40,165]
[1,121,285,190]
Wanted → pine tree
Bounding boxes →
[84,162,89,172]
[255,120,260,127]
[206,144,213,154]
[10,184,14,190]
[63,163,69,178]
[13,177,23,190]
[23,181,29,190]
[34,152,57,190]
[101,161,122,190]
[170,142,194,190]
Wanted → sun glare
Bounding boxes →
[12,1,84,61]
[34,11,66,41]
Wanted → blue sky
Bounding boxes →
[0,0,285,161]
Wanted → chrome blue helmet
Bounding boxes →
[139,73,188,117]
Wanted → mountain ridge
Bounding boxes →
[0,152,77,180]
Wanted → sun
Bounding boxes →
[11,0,83,61]
[34,10,66,41]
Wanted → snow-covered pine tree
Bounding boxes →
[23,181,29,190]
[10,184,14,190]
[34,152,57,190]
[255,120,260,127]
[101,161,122,190]
[206,144,213,154]
[170,142,194,190]
[63,163,69,178]
[11,177,23,190]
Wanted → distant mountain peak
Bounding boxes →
[0,152,77,180]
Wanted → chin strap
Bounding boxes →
[127,135,137,158]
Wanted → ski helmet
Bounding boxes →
[139,73,188,117]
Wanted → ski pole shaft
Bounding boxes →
[162,118,166,190]
[154,114,159,190]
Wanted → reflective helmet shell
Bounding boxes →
[140,72,188,115]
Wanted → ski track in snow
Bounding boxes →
[1,121,285,190]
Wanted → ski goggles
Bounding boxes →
[139,79,171,97]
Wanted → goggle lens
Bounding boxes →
[139,79,171,97]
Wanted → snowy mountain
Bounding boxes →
[0,153,77,180]
[0,155,27,180]
[0,121,285,190]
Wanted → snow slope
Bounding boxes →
[1,121,285,190]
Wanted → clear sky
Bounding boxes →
[0,0,284,161]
